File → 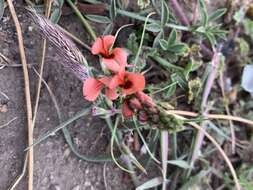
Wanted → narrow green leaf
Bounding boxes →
[167,160,192,169]
[161,0,170,26]
[110,0,117,20]
[103,23,113,35]
[151,56,184,71]
[50,8,62,23]
[146,23,161,32]
[86,14,111,23]
[136,177,163,190]
[26,108,91,150]
[0,0,4,20]
[180,170,211,190]
[198,0,208,26]
[209,8,227,22]
[159,39,168,50]
[167,29,177,45]
[153,30,163,47]
[168,43,187,54]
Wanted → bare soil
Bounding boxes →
[0,1,132,189]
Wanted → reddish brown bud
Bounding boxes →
[129,97,143,110]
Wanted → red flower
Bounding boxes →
[108,71,145,95]
[91,35,127,73]
[83,77,118,101]
[83,71,145,102]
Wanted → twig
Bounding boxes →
[164,110,253,127]
[0,117,18,129]
[188,121,241,190]
[65,0,97,41]
[32,0,52,130]
[219,72,235,154]
[161,130,169,190]
[169,0,190,26]
[103,163,109,190]
[171,113,241,190]
[6,0,33,189]
[190,50,220,168]
[8,153,28,190]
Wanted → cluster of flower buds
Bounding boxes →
[83,35,156,119]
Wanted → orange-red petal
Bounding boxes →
[122,72,145,95]
[102,58,121,73]
[112,48,127,69]
[122,101,134,118]
[105,88,118,100]
[91,35,115,55]
[83,78,103,101]
[108,74,123,89]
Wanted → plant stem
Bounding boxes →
[169,0,190,26]
[83,0,190,31]
[161,130,169,190]
[6,0,33,189]
[66,0,97,41]
[189,50,221,170]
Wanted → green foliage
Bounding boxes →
[193,0,227,47]
[188,77,202,104]
[243,18,253,39]
[86,15,111,23]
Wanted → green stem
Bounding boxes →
[66,0,97,41]
[83,0,190,31]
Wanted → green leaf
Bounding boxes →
[167,43,188,54]
[159,39,168,50]
[167,160,192,169]
[161,0,170,26]
[179,170,211,190]
[233,8,245,23]
[165,82,177,97]
[184,59,202,80]
[209,8,227,22]
[153,30,163,47]
[110,0,117,20]
[26,108,91,150]
[198,0,208,26]
[171,73,187,89]
[152,56,184,71]
[237,37,250,55]
[50,8,62,23]
[0,0,4,20]
[103,23,113,35]
[167,29,177,45]
[146,23,161,32]
[243,18,253,40]
[86,15,111,23]
[136,177,163,190]
[205,32,216,47]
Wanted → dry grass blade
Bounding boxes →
[0,117,18,129]
[32,0,52,133]
[171,114,241,190]
[165,110,253,127]
[8,153,28,190]
[28,8,89,80]
[6,0,33,189]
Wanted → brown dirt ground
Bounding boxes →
[0,0,133,189]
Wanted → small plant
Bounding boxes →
[24,0,253,190]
